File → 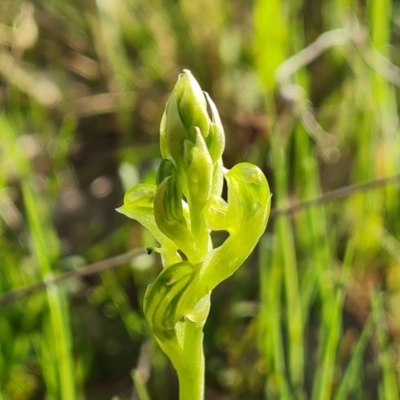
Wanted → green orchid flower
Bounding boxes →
[118,69,271,400]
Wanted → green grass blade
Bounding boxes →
[259,235,292,399]
[22,182,77,400]
[371,291,399,400]
[334,316,373,400]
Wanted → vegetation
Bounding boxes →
[1,0,400,399]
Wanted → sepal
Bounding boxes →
[116,183,177,251]
[183,128,213,211]
[204,92,225,163]
[163,92,190,164]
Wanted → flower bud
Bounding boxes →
[162,91,190,163]
[143,261,195,330]
[154,164,199,260]
[156,159,185,224]
[161,70,224,171]
[176,70,210,139]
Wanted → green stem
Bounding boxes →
[176,320,205,400]
[190,212,210,260]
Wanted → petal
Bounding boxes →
[199,163,271,291]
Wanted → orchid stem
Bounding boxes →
[177,321,205,400]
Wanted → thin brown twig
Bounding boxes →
[270,173,400,218]
[1,173,399,307]
[0,248,145,306]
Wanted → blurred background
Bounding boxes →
[1,0,400,399]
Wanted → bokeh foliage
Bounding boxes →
[1,0,400,399]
